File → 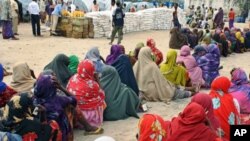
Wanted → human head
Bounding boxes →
[231,68,248,85]
[180,45,191,56]
[193,45,207,57]
[146,38,156,47]
[116,1,121,7]
[77,59,95,80]
[111,0,115,6]
[230,8,233,11]
[93,0,96,5]
[211,76,231,94]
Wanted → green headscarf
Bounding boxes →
[68,55,79,74]
[160,50,187,86]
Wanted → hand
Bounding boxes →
[51,76,62,89]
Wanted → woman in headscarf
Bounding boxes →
[0,93,61,141]
[146,38,163,65]
[176,46,204,88]
[128,42,145,66]
[225,30,236,52]
[111,55,139,95]
[100,65,140,121]
[134,47,193,104]
[219,33,229,57]
[44,54,73,88]
[68,55,79,74]
[235,31,245,52]
[209,76,240,140]
[245,31,250,49]
[229,68,250,124]
[191,93,224,138]
[192,45,207,61]
[10,62,36,93]
[197,44,220,88]
[106,45,123,65]
[214,8,224,29]
[166,102,219,141]
[34,70,77,141]
[160,49,187,87]
[0,64,17,107]
[85,47,105,74]
[169,27,188,49]
[137,114,167,141]
[202,35,212,48]
[67,60,106,127]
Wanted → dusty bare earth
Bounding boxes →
[0,23,249,141]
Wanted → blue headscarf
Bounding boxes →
[85,47,105,73]
[0,64,7,93]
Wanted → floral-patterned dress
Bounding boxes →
[67,59,106,127]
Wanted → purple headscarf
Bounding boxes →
[230,68,250,98]
[106,45,123,65]
[0,64,7,93]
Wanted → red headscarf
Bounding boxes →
[191,93,220,132]
[146,38,163,65]
[67,59,105,110]
[209,76,240,140]
[138,114,167,141]
[166,102,218,141]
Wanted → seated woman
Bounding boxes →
[235,31,245,53]
[134,47,194,104]
[10,62,36,93]
[192,45,207,61]
[176,46,204,89]
[169,27,188,50]
[191,93,226,139]
[100,65,140,121]
[34,70,77,141]
[137,114,167,141]
[219,33,229,57]
[147,38,163,65]
[44,54,74,88]
[166,102,219,141]
[85,47,106,74]
[67,60,106,127]
[245,31,250,49]
[111,55,139,95]
[229,68,250,124]
[0,64,17,107]
[106,45,123,65]
[197,44,220,88]
[209,76,240,140]
[160,49,187,87]
[0,93,61,141]
[68,55,79,74]
[128,42,145,66]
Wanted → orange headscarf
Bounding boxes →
[209,76,240,140]
[138,114,167,141]
[146,38,163,65]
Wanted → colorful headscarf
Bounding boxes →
[147,38,163,65]
[230,68,250,99]
[0,64,7,93]
[67,59,105,110]
[160,49,187,86]
[191,93,220,131]
[209,76,240,140]
[68,55,79,74]
[106,45,123,65]
[179,45,191,56]
[85,47,104,73]
[138,114,167,141]
[166,102,217,141]
[235,32,244,43]
[133,42,145,59]
[193,45,207,60]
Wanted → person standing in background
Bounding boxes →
[39,0,46,23]
[109,1,125,45]
[50,0,63,35]
[172,3,180,28]
[15,0,22,22]
[28,0,42,36]
[10,0,18,35]
[91,0,99,12]
[1,0,19,40]
[108,0,116,39]
[228,8,235,29]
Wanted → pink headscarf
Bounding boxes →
[177,45,204,85]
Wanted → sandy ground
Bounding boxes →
[0,22,249,141]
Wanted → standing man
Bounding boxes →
[39,0,46,23]
[109,1,125,45]
[108,0,116,39]
[228,8,235,29]
[28,0,41,36]
[11,0,19,35]
[172,3,180,28]
[51,0,63,35]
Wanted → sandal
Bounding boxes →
[84,127,104,136]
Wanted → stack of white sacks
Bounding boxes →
[86,8,186,38]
